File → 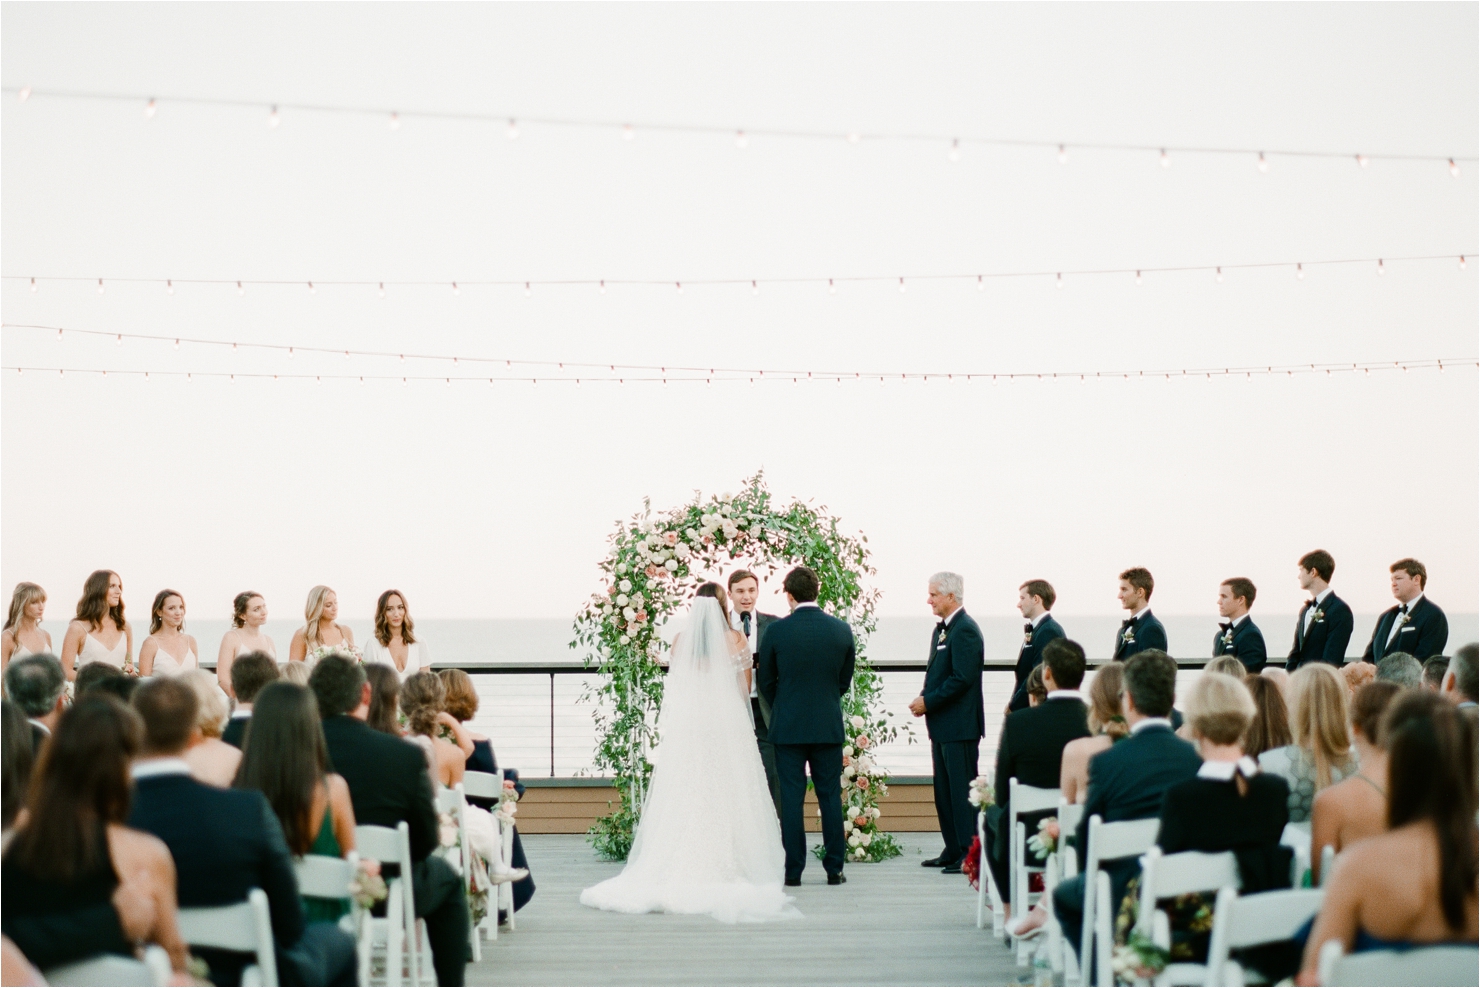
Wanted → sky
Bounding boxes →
[2,2,1476,624]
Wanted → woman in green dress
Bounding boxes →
[234,681,359,922]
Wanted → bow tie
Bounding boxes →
[1305,599,1319,610]
[1398,604,1409,615]
[1219,622,1233,633]
[1024,623,1034,634]
[1120,616,1136,629]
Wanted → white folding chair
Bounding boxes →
[43,946,171,987]
[1044,800,1085,978]
[436,783,489,961]
[1204,886,1323,987]
[356,822,430,987]
[177,888,278,987]
[1076,815,1161,987]
[1316,844,1336,888]
[975,808,1006,935]
[294,850,362,937]
[1280,822,1312,886]
[1133,846,1241,986]
[1318,939,1480,987]
[1009,780,1062,964]
[463,769,511,938]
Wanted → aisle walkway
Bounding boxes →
[466,834,1023,986]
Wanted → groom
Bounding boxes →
[757,565,856,886]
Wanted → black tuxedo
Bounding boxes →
[321,716,469,986]
[757,605,855,880]
[1213,616,1268,673]
[1286,591,1354,671]
[1052,723,1201,960]
[1362,596,1449,662]
[1007,614,1065,712]
[222,713,250,749]
[918,609,986,864]
[736,609,782,812]
[128,770,354,986]
[987,696,1090,901]
[1112,610,1168,662]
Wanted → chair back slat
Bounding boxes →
[1222,887,1324,949]
[1058,801,1085,836]
[177,888,278,987]
[1087,816,1160,866]
[294,852,357,900]
[355,822,412,871]
[1321,942,1480,987]
[463,770,503,800]
[1141,847,1241,900]
[1010,779,1062,815]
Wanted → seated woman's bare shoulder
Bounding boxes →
[108,824,176,882]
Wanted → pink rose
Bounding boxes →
[853,816,867,827]
[842,755,852,767]
[664,532,678,546]
[856,735,871,749]
[503,779,516,790]
[855,777,869,790]
[646,565,659,577]
[634,611,648,625]
[1045,820,1060,840]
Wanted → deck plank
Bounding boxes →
[466,833,1026,986]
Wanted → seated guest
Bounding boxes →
[2,936,42,987]
[1214,578,1267,673]
[2,700,35,835]
[234,682,358,923]
[129,678,355,986]
[1441,643,1479,708]
[1375,652,1422,688]
[1060,661,1128,804]
[1130,672,1290,963]
[988,639,1090,933]
[309,655,471,987]
[76,661,138,702]
[1423,655,1450,691]
[1309,681,1401,883]
[1259,663,1355,823]
[1174,657,1252,740]
[2,695,189,975]
[1341,660,1375,696]
[1242,673,1293,758]
[1259,666,1289,694]
[3,653,66,752]
[1023,663,1048,706]
[365,662,403,736]
[1052,650,1201,961]
[1297,691,1477,984]
[280,661,312,687]
[179,669,241,786]
[223,651,279,749]
[1361,558,1449,664]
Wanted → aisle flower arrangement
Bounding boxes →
[572,471,907,862]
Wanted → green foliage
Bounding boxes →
[571,471,909,862]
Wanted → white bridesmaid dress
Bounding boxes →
[363,638,431,681]
[77,632,127,670]
[150,643,198,677]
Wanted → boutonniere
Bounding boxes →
[1120,627,1136,645]
[1396,611,1413,630]
[1220,629,1235,648]
[936,628,949,648]
[1023,630,1033,646]
[1310,607,1325,625]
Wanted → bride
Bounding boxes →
[580,582,798,924]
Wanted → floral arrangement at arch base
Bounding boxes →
[572,472,910,862]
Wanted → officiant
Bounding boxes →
[729,569,782,813]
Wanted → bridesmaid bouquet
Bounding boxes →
[347,860,388,909]
[308,643,363,664]
[1027,816,1060,857]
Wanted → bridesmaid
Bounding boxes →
[216,592,276,694]
[363,589,430,681]
[138,590,200,678]
[59,570,132,680]
[288,586,356,665]
[1,583,52,674]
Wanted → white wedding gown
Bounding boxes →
[580,597,798,924]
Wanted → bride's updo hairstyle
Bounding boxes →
[694,582,733,629]
[400,671,445,738]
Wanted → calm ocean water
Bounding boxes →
[81,613,1475,780]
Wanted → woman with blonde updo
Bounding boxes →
[1,582,52,673]
[1258,663,1355,822]
[1059,661,1129,803]
[216,592,275,694]
[179,669,242,787]
[289,586,356,665]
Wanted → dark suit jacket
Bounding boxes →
[757,605,855,746]
[994,696,1090,829]
[321,715,439,863]
[921,609,986,743]
[1286,592,1354,671]
[1007,614,1065,712]
[1362,596,1449,662]
[127,770,304,986]
[1073,723,1201,873]
[737,609,780,728]
[222,714,250,749]
[1112,611,1168,662]
[1214,617,1268,673]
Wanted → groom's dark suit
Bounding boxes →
[757,603,856,881]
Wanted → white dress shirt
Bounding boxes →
[1303,587,1333,633]
[733,609,761,698]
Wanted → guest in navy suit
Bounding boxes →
[222,651,278,749]
[1287,549,1354,671]
[1007,579,1065,713]
[1214,578,1267,673]
[127,678,355,987]
[908,572,986,873]
[1113,568,1168,662]
[1362,558,1449,663]
[1052,649,1201,962]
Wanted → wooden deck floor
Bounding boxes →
[467,834,1025,987]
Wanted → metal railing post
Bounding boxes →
[549,672,556,777]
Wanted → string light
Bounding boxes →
[166,280,174,295]
[144,98,157,119]
[1356,154,1369,168]
[1160,148,1170,168]
[1257,152,1269,173]
[451,282,460,295]
[1296,263,1304,280]
[506,118,518,140]
[378,282,386,297]
[949,139,960,162]
[751,280,759,296]
[17,86,30,102]
[267,105,279,128]
[828,279,836,295]
[1450,159,1461,177]
[1462,256,1469,270]
[1377,259,1386,276]
[623,124,634,141]
[1135,270,1142,286]
[1216,267,1224,283]
[976,275,984,291]
[237,281,244,296]
[1056,273,1064,289]
[97,279,104,295]
[735,130,747,149]
[307,281,316,294]
[29,278,36,293]
[1057,145,1068,165]
[389,112,400,131]
[897,278,905,293]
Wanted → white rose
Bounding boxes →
[619,579,632,593]
[843,819,853,833]
[665,559,679,572]
[842,745,854,757]
[602,604,613,615]
[619,634,630,644]
[736,518,748,528]
[720,505,731,517]
[854,848,867,860]
[848,835,861,848]
[722,492,733,502]
[870,806,881,819]
[850,715,865,729]
[623,607,636,621]
[615,563,627,575]
[630,593,643,607]
[616,594,629,606]
[843,766,856,778]
[847,805,860,818]
[860,833,872,846]
[686,528,699,541]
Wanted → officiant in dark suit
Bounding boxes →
[909,572,985,874]
[1362,558,1449,662]
[757,566,855,886]
[1214,578,1267,673]
[1007,579,1064,713]
[1287,550,1355,670]
[728,569,781,813]
[1112,568,1168,662]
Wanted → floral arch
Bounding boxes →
[571,472,906,862]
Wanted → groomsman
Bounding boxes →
[1113,568,1167,661]
[1362,558,1449,662]
[1007,580,1065,713]
[1214,578,1267,673]
[909,572,985,874]
[1287,549,1354,671]
[728,569,782,812]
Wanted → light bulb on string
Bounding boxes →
[115,334,122,346]
[389,112,400,131]
[751,280,759,296]
[599,280,606,294]
[1056,273,1064,289]
[1216,267,1224,283]
[267,105,279,128]
[1159,148,1170,168]
[97,279,105,295]
[675,282,683,295]
[1356,154,1368,168]
[452,282,460,295]
[1377,259,1385,276]
[17,86,31,102]
[506,118,518,140]
[56,327,62,340]
[828,279,836,295]
[949,139,960,162]
[1256,152,1268,173]
[735,130,747,149]
[1135,270,1142,286]
[378,282,385,297]
[307,281,316,294]
[977,275,984,291]
[29,278,36,293]
[622,124,634,141]
[1296,263,1304,280]
[173,338,180,350]
[1449,159,1460,177]
[166,280,174,295]
[1057,144,1068,165]
[897,277,906,293]
[144,98,157,119]
[1461,256,1468,270]
[236,281,244,296]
